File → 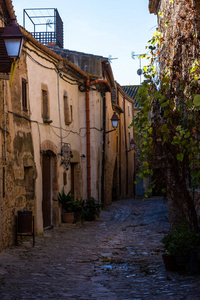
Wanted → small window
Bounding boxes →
[128,105,130,116]
[70,105,73,122]
[42,90,50,122]
[22,78,28,112]
[64,92,72,125]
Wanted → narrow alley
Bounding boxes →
[0,198,200,300]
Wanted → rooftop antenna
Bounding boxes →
[108,55,118,63]
[46,19,52,32]
[131,51,145,85]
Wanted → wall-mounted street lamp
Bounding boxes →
[127,138,135,152]
[105,111,120,134]
[2,18,24,61]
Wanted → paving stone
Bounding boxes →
[0,197,200,299]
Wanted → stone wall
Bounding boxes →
[0,51,36,252]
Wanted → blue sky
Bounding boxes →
[12,0,157,85]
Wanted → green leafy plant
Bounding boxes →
[131,0,200,230]
[58,189,82,213]
[81,197,101,221]
[162,223,200,256]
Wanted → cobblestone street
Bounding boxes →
[0,197,200,299]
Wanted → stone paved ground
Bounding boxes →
[0,197,200,300]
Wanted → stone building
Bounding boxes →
[0,1,135,251]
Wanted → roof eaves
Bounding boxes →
[5,0,16,19]
[149,0,160,14]
[102,60,115,88]
[61,58,88,79]
[117,84,135,103]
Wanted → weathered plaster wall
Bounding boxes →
[25,42,86,231]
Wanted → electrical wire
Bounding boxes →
[23,45,85,86]
[7,110,87,138]
[24,50,56,71]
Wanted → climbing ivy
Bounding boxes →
[131,0,200,230]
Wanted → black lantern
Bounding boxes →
[2,18,24,60]
[111,112,120,129]
[130,138,135,149]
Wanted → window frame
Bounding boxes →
[22,78,28,112]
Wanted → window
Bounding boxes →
[128,105,130,116]
[64,92,72,125]
[22,78,28,112]
[70,105,73,122]
[42,89,50,122]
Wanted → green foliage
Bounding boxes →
[58,189,82,213]
[132,16,200,196]
[162,223,200,256]
[193,95,200,108]
[132,1,200,231]
[81,197,101,221]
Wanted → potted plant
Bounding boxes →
[162,223,200,272]
[81,197,101,221]
[58,189,82,223]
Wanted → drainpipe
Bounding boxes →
[57,72,62,150]
[86,77,91,199]
[123,96,128,196]
[3,80,7,165]
[89,80,111,93]
[117,86,122,197]
[101,92,106,205]
[132,102,136,197]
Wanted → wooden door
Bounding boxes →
[71,163,75,200]
[42,153,51,228]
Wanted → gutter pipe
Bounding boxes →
[123,96,128,196]
[3,80,7,165]
[57,73,62,151]
[89,79,111,93]
[86,77,91,199]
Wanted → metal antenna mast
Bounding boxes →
[131,51,145,84]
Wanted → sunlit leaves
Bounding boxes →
[193,94,200,108]
[177,153,184,161]
[158,12,164,18]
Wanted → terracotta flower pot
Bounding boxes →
[62,212,74,223]
[162,254,176,271]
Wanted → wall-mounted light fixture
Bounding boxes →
[2,18,24,61]
[105,111,120,134]
[127,138,135,152]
